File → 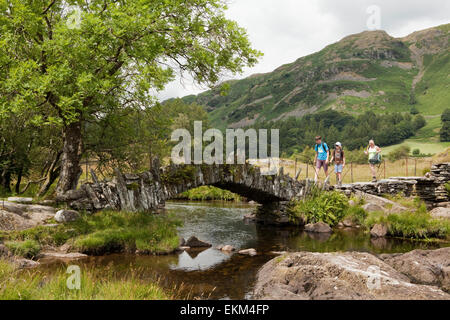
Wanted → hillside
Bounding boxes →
[179,24,449,130]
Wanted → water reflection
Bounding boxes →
[38,201,449,299]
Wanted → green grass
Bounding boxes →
[3,211,182,256]
[4,240,41,259]
[0,259,171,300]
[381,139,450,156]
[365,209,450,239]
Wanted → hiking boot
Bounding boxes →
[372,177,377,183]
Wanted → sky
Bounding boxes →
[157,0,450,101]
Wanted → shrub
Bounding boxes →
[387,145,411,162]
[288,188,349,226]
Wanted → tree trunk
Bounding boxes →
[15,167,23,194]
[56,121,83,196]
[38,151,62,197]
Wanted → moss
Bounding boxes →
[126,182,139,191]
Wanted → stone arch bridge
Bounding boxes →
[58,162,308,224]
[58,162,450,224]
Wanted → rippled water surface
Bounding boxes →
[39,201,449,299]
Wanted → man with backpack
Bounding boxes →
[314,136,330,183]
[330,142,345,187]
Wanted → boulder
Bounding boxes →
[39,252,88,260]
[342,218,357,228]
[429,207,450,220]
[253,251,450,300]
[184,236,211,248]
[304,222,332,233]
[179,237,186,247]
[238,248,257,256]
[14,258,40,269]
[362,203,385,213]
[54,209,80,223]
[7,197,33,204]
[380,247,450,293]
[221,245,235,252]
[370,224,388,238]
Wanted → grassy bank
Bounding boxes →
[287,190,449,240]
[1,210,182,256]
[0,259,172,300]
[175,186,242,201]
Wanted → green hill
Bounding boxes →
[178,24,449,131]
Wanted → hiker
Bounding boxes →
[330,142,345,186]
[364,139,382,182]
[314,136,330,182]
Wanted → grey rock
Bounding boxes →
[380,247,450,293]
[370,223,388,238]
[429,207,450,219]
[304,222,332,233]
[39,252,88,260]
[238,248,257,256]
[362,203,385,213]
[7,197,33,204]
[184,236,211,248]
[14,258,40,269]
[55,209,80,223]
[254,251,450,300]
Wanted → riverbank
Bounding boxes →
[0,210,182,258]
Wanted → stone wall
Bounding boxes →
[336,163,450,207]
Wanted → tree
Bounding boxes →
[0,0,261,196]
[412,114,426,131]
[440,109,450,142]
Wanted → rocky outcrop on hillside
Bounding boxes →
[0,200,56,231]
[254,249,450,300]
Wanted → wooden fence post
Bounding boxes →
[414,159,417,176]
[295,158,297,179]
[384,160,386,179]
[306,162,309,179]
[351,162,354,183]
[406,158,408,176]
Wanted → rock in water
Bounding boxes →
[184,236,211,248]
[304,222,332,233]
[238,248,257,256]
[55,209,80,223]
[221,245,235,252]
[380,247,450,293]
[370,223,388,238]
[253,251,450,300]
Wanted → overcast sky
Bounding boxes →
[157,0,450,101]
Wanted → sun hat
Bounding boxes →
[335,142,342,147]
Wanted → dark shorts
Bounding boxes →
[316,159,328,171]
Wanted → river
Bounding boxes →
[39,201,449,299]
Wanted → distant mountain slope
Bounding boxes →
[178,24,449,129]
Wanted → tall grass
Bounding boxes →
[0,259,171,300]
[4,210,182,256]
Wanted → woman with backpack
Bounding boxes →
[364,140,382,182]
[330,142,345,186]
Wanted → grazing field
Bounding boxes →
[381,139,450,156]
